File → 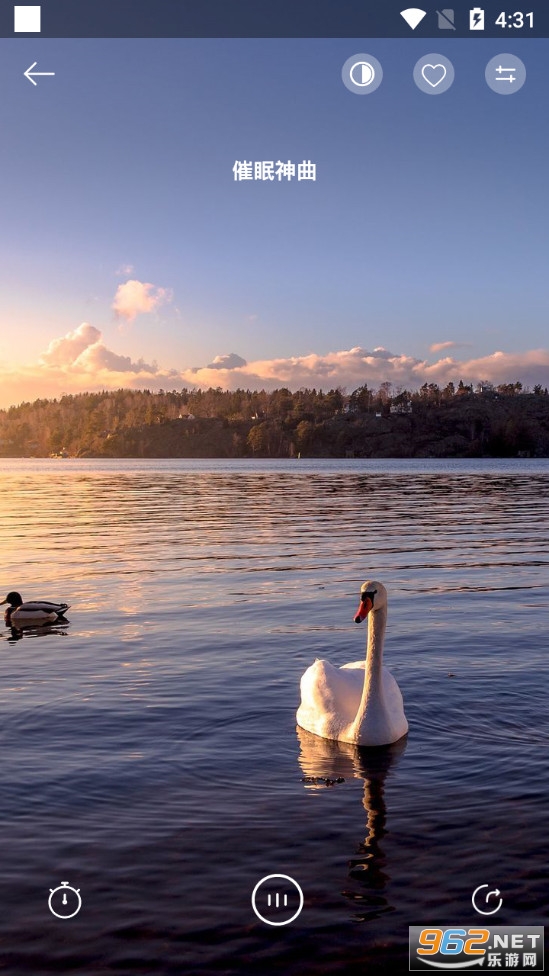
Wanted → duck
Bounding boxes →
[296,581,408,747]
[1,591,71,626]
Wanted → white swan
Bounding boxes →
[297,581,408,747]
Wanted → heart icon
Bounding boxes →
[421,63,447,87]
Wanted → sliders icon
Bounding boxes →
[400,8,427,29]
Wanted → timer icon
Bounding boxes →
[48,881,82,919]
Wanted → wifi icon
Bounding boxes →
[400,7,427,29]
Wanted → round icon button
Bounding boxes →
[485,54,526,95]
[251,874,304,926]
[48,881,82,919]
[472,883,503,915]
[350,61,375,87]
[342,53,383,95]
[413,54,455,95]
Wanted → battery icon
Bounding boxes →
[469,7,485,29]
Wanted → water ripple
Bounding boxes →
[1,458,548,973]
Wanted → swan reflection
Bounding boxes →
[297,726,407,920]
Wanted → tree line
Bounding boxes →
[1,381,548,458]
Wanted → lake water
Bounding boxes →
[0,458,548,974]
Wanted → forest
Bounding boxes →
[1,380,549,458]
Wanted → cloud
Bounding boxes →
[38,322,157,375]
[187,346,423,390]
[430,340,458,353]
[430,340,472,353]
[115,263,135,277]
[40,323,102,366]
[0,325,174,407]
[184,346,549,393]
[205,353,248,370]
[74,343,157,374]
[3,332,549,410]
[112,279,172,322]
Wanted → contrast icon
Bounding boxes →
[400,8,427,30]
[251,874,304,926]
[472,883,503,915]
[485,54,526,94]
[48,881,82,919]
[350,61,375,87]
[342,54,383,95]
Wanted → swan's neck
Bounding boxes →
[351,605,387,733]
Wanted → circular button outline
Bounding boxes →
[342,53,383,95]
[251,873,304,926]
[413,53,455,95]
[485,54,526,95]
[48,881,82,919]
[350,61,376,87]
[472,883,503,916]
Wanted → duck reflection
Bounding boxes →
[297,726,406,920]
[5,621,70,644]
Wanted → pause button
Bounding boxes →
[251,874,304,926]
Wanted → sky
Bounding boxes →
[0,37,547,408]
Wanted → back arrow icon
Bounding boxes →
[24,62,55,86]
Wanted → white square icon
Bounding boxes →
[14,5,41,33]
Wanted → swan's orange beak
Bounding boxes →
[354,595,373,624]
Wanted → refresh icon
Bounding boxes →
[472,883,503,915]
